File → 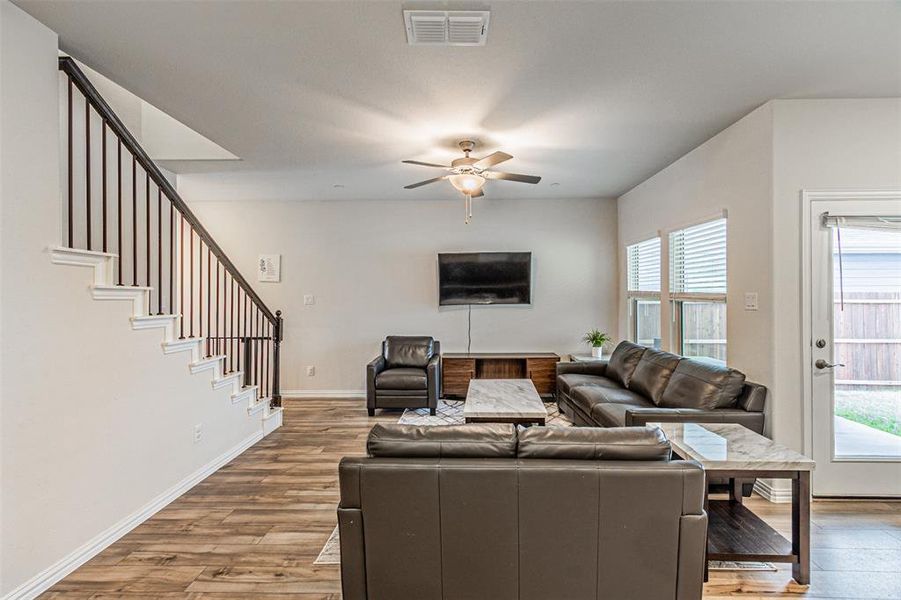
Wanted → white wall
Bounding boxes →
[617,98,901,454]
[770,98,901,452]
[186,196,619,393]
[617,104,776,426]
[0,3,261,596]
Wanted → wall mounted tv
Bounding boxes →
[438,252,532,306]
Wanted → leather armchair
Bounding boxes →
[366,336,440,416]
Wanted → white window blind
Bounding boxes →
[670,218,727,299]
[627,237,661,295]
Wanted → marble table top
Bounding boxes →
[463,379,547,420]
[650,422,816,472]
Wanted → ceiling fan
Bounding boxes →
[402,140,541,223]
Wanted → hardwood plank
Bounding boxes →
[35,398,900,599]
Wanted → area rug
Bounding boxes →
[708,561,777,571]
[316,527,776,571]
[398,399,573,427]
[314,525,341,565]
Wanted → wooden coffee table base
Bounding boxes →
[703,469,810,585]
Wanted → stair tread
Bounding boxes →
[216,370,243,378]
[94,284,153,291]
[135,315,178,320]
[192,354,226,364]
[51,245,118,258]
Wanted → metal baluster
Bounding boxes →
[179,213,185,339]
[230,275,235,372]
[145,173,150,293]
[169,202,174,313]
[216,259,220,356]
[157,189,162,314]
[263,322,269,398]
[67,76,73,247]
[117,139,122,285]
[207,247,211,357]
[132,156,137,286]
[85,99,91,250]
[102,121,107,252]
[256,307,261,389]
[199,240,204,345]
[237,287,242,373]
[189,228,194,338]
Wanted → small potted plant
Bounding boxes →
[583,329,612,358]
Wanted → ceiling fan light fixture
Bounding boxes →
[448,173,485,194]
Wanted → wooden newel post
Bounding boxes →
[272,310,283,407]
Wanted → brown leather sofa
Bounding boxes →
[367,336,440,416]
[557,341,767,434]
[338,423,708,600]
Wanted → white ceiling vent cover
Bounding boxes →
[404,10,490,46]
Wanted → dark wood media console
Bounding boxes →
[441,352,560,398]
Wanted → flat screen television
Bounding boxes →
[438,252,532,306]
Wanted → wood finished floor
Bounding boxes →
[39,398,901,599]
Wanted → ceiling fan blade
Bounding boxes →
[484,171,542,184]
[472,151,513,170]
[402,160,451,169]
[404,175,447,189]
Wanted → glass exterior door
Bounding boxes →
[810,199,901,496]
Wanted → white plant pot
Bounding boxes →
[591,346,604,358]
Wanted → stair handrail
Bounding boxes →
[58,57,278,327]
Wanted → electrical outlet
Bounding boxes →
[193,423,203,444]
[306,366,316,377]
[744,292,759,311]
[303,294,315,306]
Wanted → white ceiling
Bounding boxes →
[15,0,901,202]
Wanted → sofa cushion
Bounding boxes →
[570,385,653,415]
[659,358,746,410]
[606,341,647,387]
[628,348,682,405]
[517,426,671,461]
[557,373,620,397]
[384,336,434,369]
[375,368,427,390]
[367,423,516,458]
[590,403,634,427]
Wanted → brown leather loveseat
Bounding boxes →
[338,423,708,600]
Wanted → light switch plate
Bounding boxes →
[744,292,759,311]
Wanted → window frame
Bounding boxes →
[667,217,728,360]
[626,237,662,347]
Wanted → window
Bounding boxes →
[669,218,727,362]
[627,237,662,350]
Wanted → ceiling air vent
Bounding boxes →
[404,10,490,46]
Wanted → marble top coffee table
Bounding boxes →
[651,422,815,585]
[463,379,547,425]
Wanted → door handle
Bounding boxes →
[815,359,845,370]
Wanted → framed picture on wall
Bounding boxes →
[258,254,281,282]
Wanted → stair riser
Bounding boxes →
[49,245,279,437]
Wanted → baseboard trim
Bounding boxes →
[2,429,266,600]
[282,389,366,399]
[753,478,793,504]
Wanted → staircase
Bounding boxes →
[53,57,282,431]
